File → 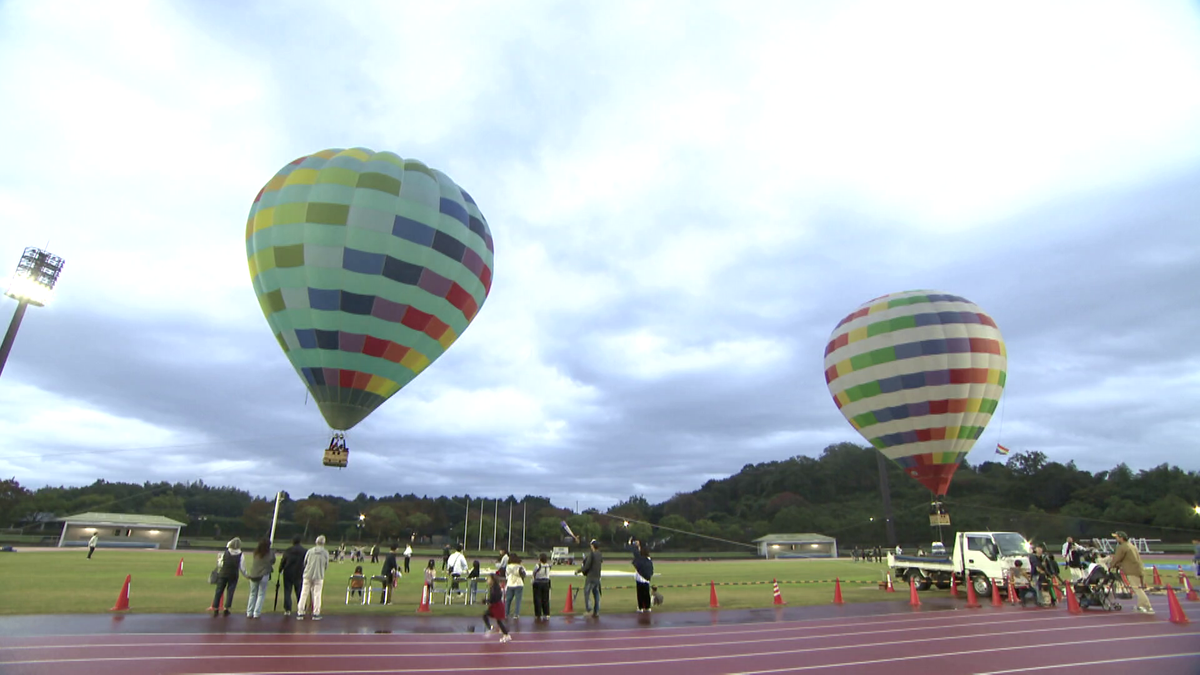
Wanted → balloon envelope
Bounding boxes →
[246,148,494,431]
[824,290,1006,495]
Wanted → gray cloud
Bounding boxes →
[1,1,1199,510]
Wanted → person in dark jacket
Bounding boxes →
[278,536,306,616]
[380,543,399,604]
[576,540,603,617]
[212,537,244,617]
[628,538,654,612]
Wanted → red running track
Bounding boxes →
[1,597,1197,674]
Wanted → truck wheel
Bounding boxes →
[970,574,992,597]
[907,571,932,591]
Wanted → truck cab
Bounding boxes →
[888,531,1030,596]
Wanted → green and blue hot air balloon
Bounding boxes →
[246,148,494,465]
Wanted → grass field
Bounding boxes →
[0,549,1193,616]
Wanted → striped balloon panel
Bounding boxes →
[824,290,1006,494]
[245,148,493,431]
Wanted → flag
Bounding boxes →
[995,444,1010,455]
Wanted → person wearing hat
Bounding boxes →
[576,539,603,617]
[1107,531,1153,614]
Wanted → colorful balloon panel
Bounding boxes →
[246,148,494,431]
[824,291,1006,495]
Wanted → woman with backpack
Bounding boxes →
[211,537,245,617]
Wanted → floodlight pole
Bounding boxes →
[0,299,29,379]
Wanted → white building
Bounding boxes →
[57,512,186,550]
[753,533,838,559]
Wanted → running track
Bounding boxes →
[1,595,1196,674]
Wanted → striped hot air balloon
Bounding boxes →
[824,291,1006,495]
[246,148,494,449]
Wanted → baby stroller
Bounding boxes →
[1073,564,1122,611]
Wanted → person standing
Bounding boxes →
[278,536,306,616]
[1192,538,1200,577]
[628,539,654,612]
[381,543,399,604]
[212,538,244,617]
[448,544,468,589]
[244,539,276,619]
[403,541,413,574]
[87,533,99,559]
[531,553,552,620]
[442,543,452,571]
[577,540,603,617]
[370,543,379,564]
[504,554,526,619]
[1108,531,1154,614]
[297,535,331,620]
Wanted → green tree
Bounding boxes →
[406,512,432,536]
[366,505,401,540]
[142,495,188,524]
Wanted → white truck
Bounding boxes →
[887,531,1030,597]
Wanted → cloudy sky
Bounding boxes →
[0,0,1197,512]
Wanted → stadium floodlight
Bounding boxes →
[0,247,66,379]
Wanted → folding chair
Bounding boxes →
[345,574,367,605]
[367,574,392,605]
[430,576,449,605]
[445,574,469,605]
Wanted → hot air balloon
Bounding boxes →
[824,291,1006,520]
[246,148,494,467]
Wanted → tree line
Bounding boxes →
[2,443,1197,550]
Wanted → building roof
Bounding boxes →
[58,512,186,527]
[751,533,836,543]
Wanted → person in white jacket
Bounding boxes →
[297,535,331,620]
[447,544,468,587]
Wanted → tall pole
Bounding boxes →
[521,501,527,553]
[477,499,484,552]
[268,491,283,544]
[507,500,513,552]
[492,499,498,550]
[0,300,30,379]
[876,451,897,547]
[463,499,470,552]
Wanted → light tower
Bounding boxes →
[0,247,66,379]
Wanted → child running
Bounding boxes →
[482,571,512,642]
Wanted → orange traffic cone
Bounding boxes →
[175,558,184,577]
[1050,577,1062,604]
[1184,574,1199,601]
[908,577,921,607]
[110,574,131,611]
[709,580,720,608]
[991,578,1004,607]
[884,573,896,593]
[1167,585,1190,625]
[1152,566,1163,587]
[563,584,575,613]
[773,578,787,605]
[950,575,958,597]
[417,584,431,613]
[832,578,843,605]
[1065,580,1082,614]
[207,593,225,612]
[965,576,980,608]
